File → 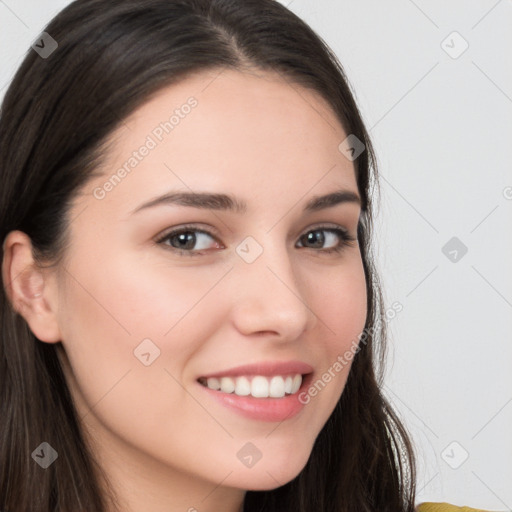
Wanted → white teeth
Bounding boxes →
[203,374,303,398]
[251,376,269,397]
[292,374,302,394]
[269,376,285,398]
[234,376,251,396]
[220,377,235,393]
[206,377,220,390]
[284,376,293,394]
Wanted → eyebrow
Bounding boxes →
[129,189,361,216]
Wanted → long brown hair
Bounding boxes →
[0,1,417,510]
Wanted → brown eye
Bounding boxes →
[155,224,356,257]
[297,226,356,254]
[155,226,220,256]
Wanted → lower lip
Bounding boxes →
[197,374,313,422]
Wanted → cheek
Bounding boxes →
[61,246,226,344]
[56,253,227,461]
[56,251,229,403]
[303,255,367,409]
[319,255,368,346]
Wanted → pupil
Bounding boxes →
[307,230,324,248]
[174,232,195,249]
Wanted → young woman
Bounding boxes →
[0,1,490,511]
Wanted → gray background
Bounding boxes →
[1,0,511,509]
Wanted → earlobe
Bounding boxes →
[2,230,61,343]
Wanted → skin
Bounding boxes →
[3,68,367,512]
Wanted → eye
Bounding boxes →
[154,224,357,257]
[155,225,221,256]
[296,225,357,254]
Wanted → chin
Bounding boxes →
[233,450,311,491]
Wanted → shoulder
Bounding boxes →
[416,502,501,512]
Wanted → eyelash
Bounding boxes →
[154,223,357,257]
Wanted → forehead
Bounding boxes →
[84,68,357,215]
[102,67,347,160]
[121,67,342,129]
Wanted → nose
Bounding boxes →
[228,239,318,341]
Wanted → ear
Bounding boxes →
[2,230,61,343]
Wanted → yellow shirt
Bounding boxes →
[417,502,496,512]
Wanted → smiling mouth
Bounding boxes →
[197,373,308,399]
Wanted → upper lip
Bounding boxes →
[198,360,314,379]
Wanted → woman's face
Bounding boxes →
[44,68,367,506]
